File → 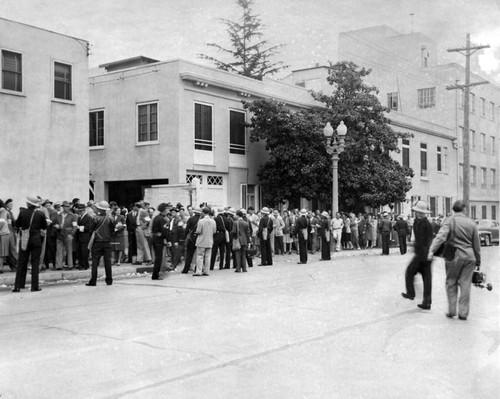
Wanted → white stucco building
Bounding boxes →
[0,18,90,209]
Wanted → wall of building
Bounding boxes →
[0,18,89,210]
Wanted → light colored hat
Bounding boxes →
[382,212,389,217]
[321,211,329,218]
[398,214,404,219]
[300,208,308,215]
[261,207,270,214]
[62,200,71,207]
[412,200,431,214]
[193,207,202,214]
[26,195,41,207]
[217,207,225,213]
[95,200,111,211]
[227,207,236,216]
[241,208,247,215]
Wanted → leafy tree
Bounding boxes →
[244,99,332,206]
[198,0,288,80]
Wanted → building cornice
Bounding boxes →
[389,118,455,140]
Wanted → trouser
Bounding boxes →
[224,241,232,268]
[210,233,226,270]
[274,236,284,254]
[44,235,56,268]
[269,231,275,254]
[381,232,391,255]
[56,235,74,268]
[398,234,407,255]
[78,240,90,269]
[359,232,366,249]
[259,238,272,265]
[127,230,137,260]
[152,244,164,279]
[15,239,42,290]
[235,247,248,272]
[171,241,185,268]
[298,234,308,263]
[39,234,47,269]
[405,256,432,306]
[321,236,331,260]
[8,230,18,268]
[89,241,112,285]
[195,247,211,275]
[135,228,151,263]
[182,238,197,273]
[253,235,260,256]
[331,229,342,251]
[445,258,475,318]
[351,230,359,248]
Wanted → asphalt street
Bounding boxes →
[0,246,498,399]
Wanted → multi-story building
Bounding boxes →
[0,18,90,209]
[285,26,500,219]
[88,57,322,208]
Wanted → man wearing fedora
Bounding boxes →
[295,209,309,264]
[210,207,229,271]
[54,201,78,270]
[13,196,47,292]
[401,200,434,310]
[76,203,93,270]
[394,214,410,255]
[181,207,202,274]
[378,212,393,255]
[320,211,331,261]
[193,207,216,276]
[86,201,114,286]
[257,207,273,266]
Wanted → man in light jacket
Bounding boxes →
[194,207,216,276]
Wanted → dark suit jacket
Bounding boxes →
[233,218,251,246]
[77,212,94,243]
[126,211,138,232]
[56,212,78,239]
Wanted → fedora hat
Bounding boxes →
[193,207,202,214]
[261,207,270,214]
[412,200,431,214]
[321,211,329,218]
[26,195,41,207]
[227,207,236,216]
[42,199,53,206]
[95,200,111,211]
[300,208,308,215]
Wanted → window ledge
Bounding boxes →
[0,89,26,98]
[52,98,75,106]
[420,176,429,181]
[90,146,105,151]
[135,141,159,147]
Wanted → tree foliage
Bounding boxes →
[198,0,288,80]
[244,99,332,206]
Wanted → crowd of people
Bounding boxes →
[1,196,482,320]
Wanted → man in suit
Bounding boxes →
[42,199,58,269]
[428,200,481,320]
[181,207,201,274]
[233,210,251,273]
[296,209,309,264]
[126,203,139,264]
[258,207,273,266]
[76,203,93,270]
[151,203,170,280]
[135,202,152,265]
[378,212,393,255]
[13,196,47,292]
[394,214,410,255]
[210,207,228,270]
[193,207,216,276]
[55,201,78,270]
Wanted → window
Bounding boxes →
[54,62,72,100]
[492,169,497,188]
[491,102,495,121]
[480,133,486,152]
[1,50,22,92]
[443,147,448,173]
[418,88,435,108]
[459,90,464,109]
[492,205,497,221]
[137,102,158,142]
[402,139,410,168]
[421,46,429,67]
[194,103,213,151]
[420,143,427,177]
[481,167,487,188]
[186,174,203,184]
[459,163,463,185]
[491,136,496,155]
[480,97,486,117]
[387,92,398,111]
[229,110,246,155]
[429,196,437,217]
[470,165,476,187]
[470,206,476,220]
[470,93,475,114]
[444,197,452,216]
[207,175,223,186]
[482,206,487,219]
[89,110,104,147]
[437,146,442,172]
[470,129,476,150]
[459,126,464,148]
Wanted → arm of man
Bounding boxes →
[428,218,451,260]
[472,225,481,267]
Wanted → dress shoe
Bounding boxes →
[202,273,209,276]
[445,313,455,318]
[417,304,431,310]
[31,288,42,292]
[133,262,142,265]
[85,282,96,286]
[297,262,307,264]
[152,276,164,280]
[106,282,113,286]
[401,293,414,300]
[458,316,467,321]
[242,270,248,273]
[12,288,20,293]
[234,270,241,273]
[193,274,201,277]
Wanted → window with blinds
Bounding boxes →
[2,50,22,92]
[195,103,213,151]
[89,110,104,147]
[417,87,435,109]
[138,102,158,142]
[54,62,72,100]
[229,110,245,154]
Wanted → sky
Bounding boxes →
[1,0,500,83]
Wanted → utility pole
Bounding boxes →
[446,34,489,214]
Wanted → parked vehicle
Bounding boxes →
[476,219,499,246]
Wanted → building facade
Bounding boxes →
[285,26,500,219]
[0,18,90,209]
[89,57,322,208]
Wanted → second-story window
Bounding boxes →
[137,102,158,143]
[2,50,22,92]
[418,87,435,108]
[229,110,246,155]
[402,139,410,168]
[470,129,476,150]
[480,97,486,117]
[387,92,398,111]
[437,146,442,172]
[470,93,475,114]
[195,103,213,151]
[420,143,427,177]
[89,110,104,147]
[491,136,496,155]
[54,62,72,100]
[491,102,495,121]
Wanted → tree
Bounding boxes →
[313,61,414,212]
[244,99,332,206]
[198,0,288,80]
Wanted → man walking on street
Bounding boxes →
[378,212,392,255]
[296,209,309,264]
[428,200,481,320]
[394,214,410,255]
[401,200,434,310]
[258,207,273,266]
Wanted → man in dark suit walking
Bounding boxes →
[126,203,139,263]
[76,203,93,270]
[181,207,201,274]
[258,207,273,266]
[296,209,309,264]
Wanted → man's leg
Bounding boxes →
[457,259,475,319]
[203,248,211,274]
[152,244,163,279]
[404,256,420,299]
[420,260,432,307]
[194,247,204,275]
[56,239,64,269]
[103,243,113,285]
[66,236,74,268]
[260,238,268,265]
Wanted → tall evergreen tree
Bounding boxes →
[198,0,287,80]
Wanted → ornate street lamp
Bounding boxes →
[324,121,347,215]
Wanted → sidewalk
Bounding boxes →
[0,245,406,287]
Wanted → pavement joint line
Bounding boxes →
[113,282,259,296]
[101,308,420,399]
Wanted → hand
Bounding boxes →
[54,224,60,229]
[427,252,433,261]
[174,243,179,247]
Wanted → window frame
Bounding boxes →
[136,101,159,145]
[470,165,477,187]
[481,167,487,188]
[89,109,105,148]
[436,145,442,172]
[402,138,410,168]
[491,169,497,188]
[420,142,428,178]
[417,87,436,109]
[1,49,23,93]
[194,102,214,151]
[480,97,486,117]
[229,109,246,155]
[53,60,73,102]
[491,136,496,155]
[387,92,398,111]
[490,101,495,121]
[480,133,486,152]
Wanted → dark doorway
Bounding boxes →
[107,179,169,208]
